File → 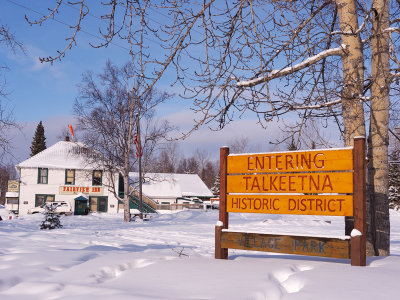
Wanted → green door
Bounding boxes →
[74,199,89,215]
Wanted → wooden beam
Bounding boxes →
[351,137,367,266]
[216,147,229,259]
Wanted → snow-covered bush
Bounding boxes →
[40,204,63,230]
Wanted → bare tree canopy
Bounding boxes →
[75,60,173,221]
[0,23,23,161]
[26,0,400,254]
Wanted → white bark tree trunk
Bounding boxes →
[368,0,391,256]
[336,0,366,238]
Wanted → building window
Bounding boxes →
[38,168,48,184]
[65,169,75,185]
[92,170,102,186]
[89,196,108,212]
[35,194,55,207]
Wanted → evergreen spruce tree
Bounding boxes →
[211,173,220,196]
[30,121,47,156]
[40,204,63,230]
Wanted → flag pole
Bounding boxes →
[136,112,143,219]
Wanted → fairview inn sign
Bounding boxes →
[215,137,367,266]
[59,186,103,195]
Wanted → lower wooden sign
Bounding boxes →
[221,231,350,259]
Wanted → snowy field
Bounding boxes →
[1,206,400,300]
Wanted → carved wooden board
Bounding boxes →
[227,172,353,194]
[226,194,353,216]
[227,149,353,174]
[221,231,351,259]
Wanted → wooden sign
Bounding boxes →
[215,137,367,266]
[59,186,103,195]
[227,172,353,194]
[7,180,19,193]
[221,231,350,259]
[227,195,353,216]
[227,148,353,174]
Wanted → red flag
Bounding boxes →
[69,124,74,137]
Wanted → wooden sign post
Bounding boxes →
[215,137,366,266]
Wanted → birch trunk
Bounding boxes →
[368,0,391,256]
[123,169,131,222]
[336,0,366,236]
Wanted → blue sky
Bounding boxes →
[1,0,340,165]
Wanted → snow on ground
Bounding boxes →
[1,206,400,299]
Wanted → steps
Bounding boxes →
[129,195,157,214]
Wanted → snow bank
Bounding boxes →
[1,208,400,299]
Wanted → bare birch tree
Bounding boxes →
[25,0,400,254]
[75,61,172,222]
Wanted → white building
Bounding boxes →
[129,172,214,205]
[16,141,120,215]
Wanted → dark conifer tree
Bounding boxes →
[30,121,47,156]
[211,173,220,197]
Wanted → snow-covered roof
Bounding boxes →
[129,172,213,198]
[16,141,99,170]
[5,192,19,198]
[74,193,88,200]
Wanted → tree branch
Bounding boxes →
[236,45,347,88]
[292,99,342,110]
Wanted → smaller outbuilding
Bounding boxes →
[129,172,214,206]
